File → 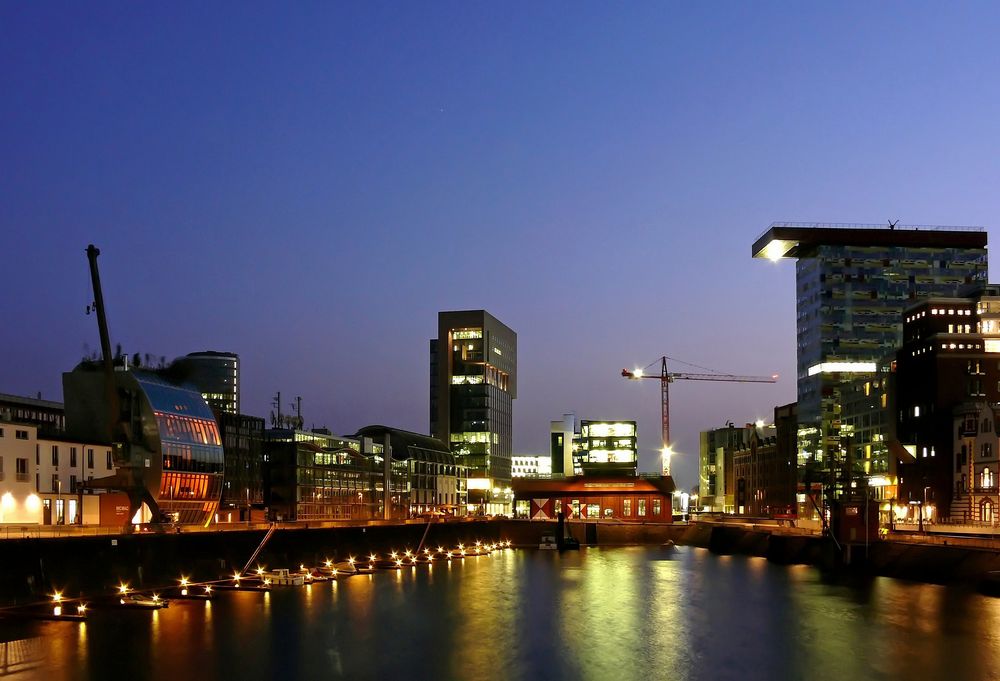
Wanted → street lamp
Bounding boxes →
[660,446,673,477]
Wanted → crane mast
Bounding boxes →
[622,356,777,476]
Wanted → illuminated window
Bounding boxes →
[638,499,647,517]
[623,498,632,516]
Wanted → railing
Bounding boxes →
[756,221,986,243]
[15,473,29,482]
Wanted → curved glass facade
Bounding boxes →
[135,373,224,525]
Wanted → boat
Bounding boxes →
[120,593,168,609]
[539,535,558,550]
[265,569,305,586]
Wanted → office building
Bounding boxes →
[699,423,755,513]
[894,285,1000,522]
[166,351,240,415]
[217,412,266,522]
[430,310,516,514]
[753,222,988,500]
[264,428,407,521]
[512,455,552,478]
[354,425,468,516]
[574,420,638,476]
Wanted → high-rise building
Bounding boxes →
[753,222,987,500]
[430,310,516,514]
[167,351,240,415]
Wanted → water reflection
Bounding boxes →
[16,547,1000,681]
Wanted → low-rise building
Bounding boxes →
[512,455,551,478]
[0,421,116,526]
[354,426,468,516]
[512,475,675,521]
[264,428,407,522]
[732,404,798,517]
[699,423,755,513]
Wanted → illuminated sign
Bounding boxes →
[986,339,1000,353]
[584,422,636,438]
[467,478,491,490]
[807,362,877,376]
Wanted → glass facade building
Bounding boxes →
[63,365,225,526]
[574,420,638,476]
[430,310,517,514]
[133,373,225,524]
[166,351,240,415]
[754,223,987,501]
[264,429,407,521]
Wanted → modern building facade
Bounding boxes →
[217,412,265,522]
[512,455,552,478]
[430,310,517,514]
[354,425,468,516]
[753,222,988,501]
[166,351,240,415]
[699,423,755,513]
[264,429,407,522]
[549,414,576,476]
[574,420,638,476]
[63,364,225,525]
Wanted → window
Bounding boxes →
[69,475,77,493]
[15,430,28,440]
[0,427,4,437]
[106,451,113,469]
[653,499,662,516]
[623,498,632,516]
[15,458,28,482]
[51,474,59,493]
[982,468,994,489]
[87,449,94,469]
[638,499,647,517]
[70,447,77,467]
[914,406,921,417]
[984,443,993,459]
[51,445,58,466]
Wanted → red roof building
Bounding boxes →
[512,475,675,522]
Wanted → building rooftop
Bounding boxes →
[0,392,64,410]
[752,222,987,260]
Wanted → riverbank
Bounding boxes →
[6,518,1000,603]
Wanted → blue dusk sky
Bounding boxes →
[3,2,1000,488]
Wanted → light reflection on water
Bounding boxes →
[18,546,1000,681]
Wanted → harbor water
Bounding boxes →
[6,545,1000,681]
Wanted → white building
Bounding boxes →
[0,421,115,526]
[512,455,552,478]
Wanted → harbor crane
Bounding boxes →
[622,356,777,476]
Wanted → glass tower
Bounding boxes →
[754,223,987,499]
[430,310,516,515]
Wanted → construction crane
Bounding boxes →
[622,356,777,476]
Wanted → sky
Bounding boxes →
[3,2,1000,489]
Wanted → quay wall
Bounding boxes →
[7,519,1000,602]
